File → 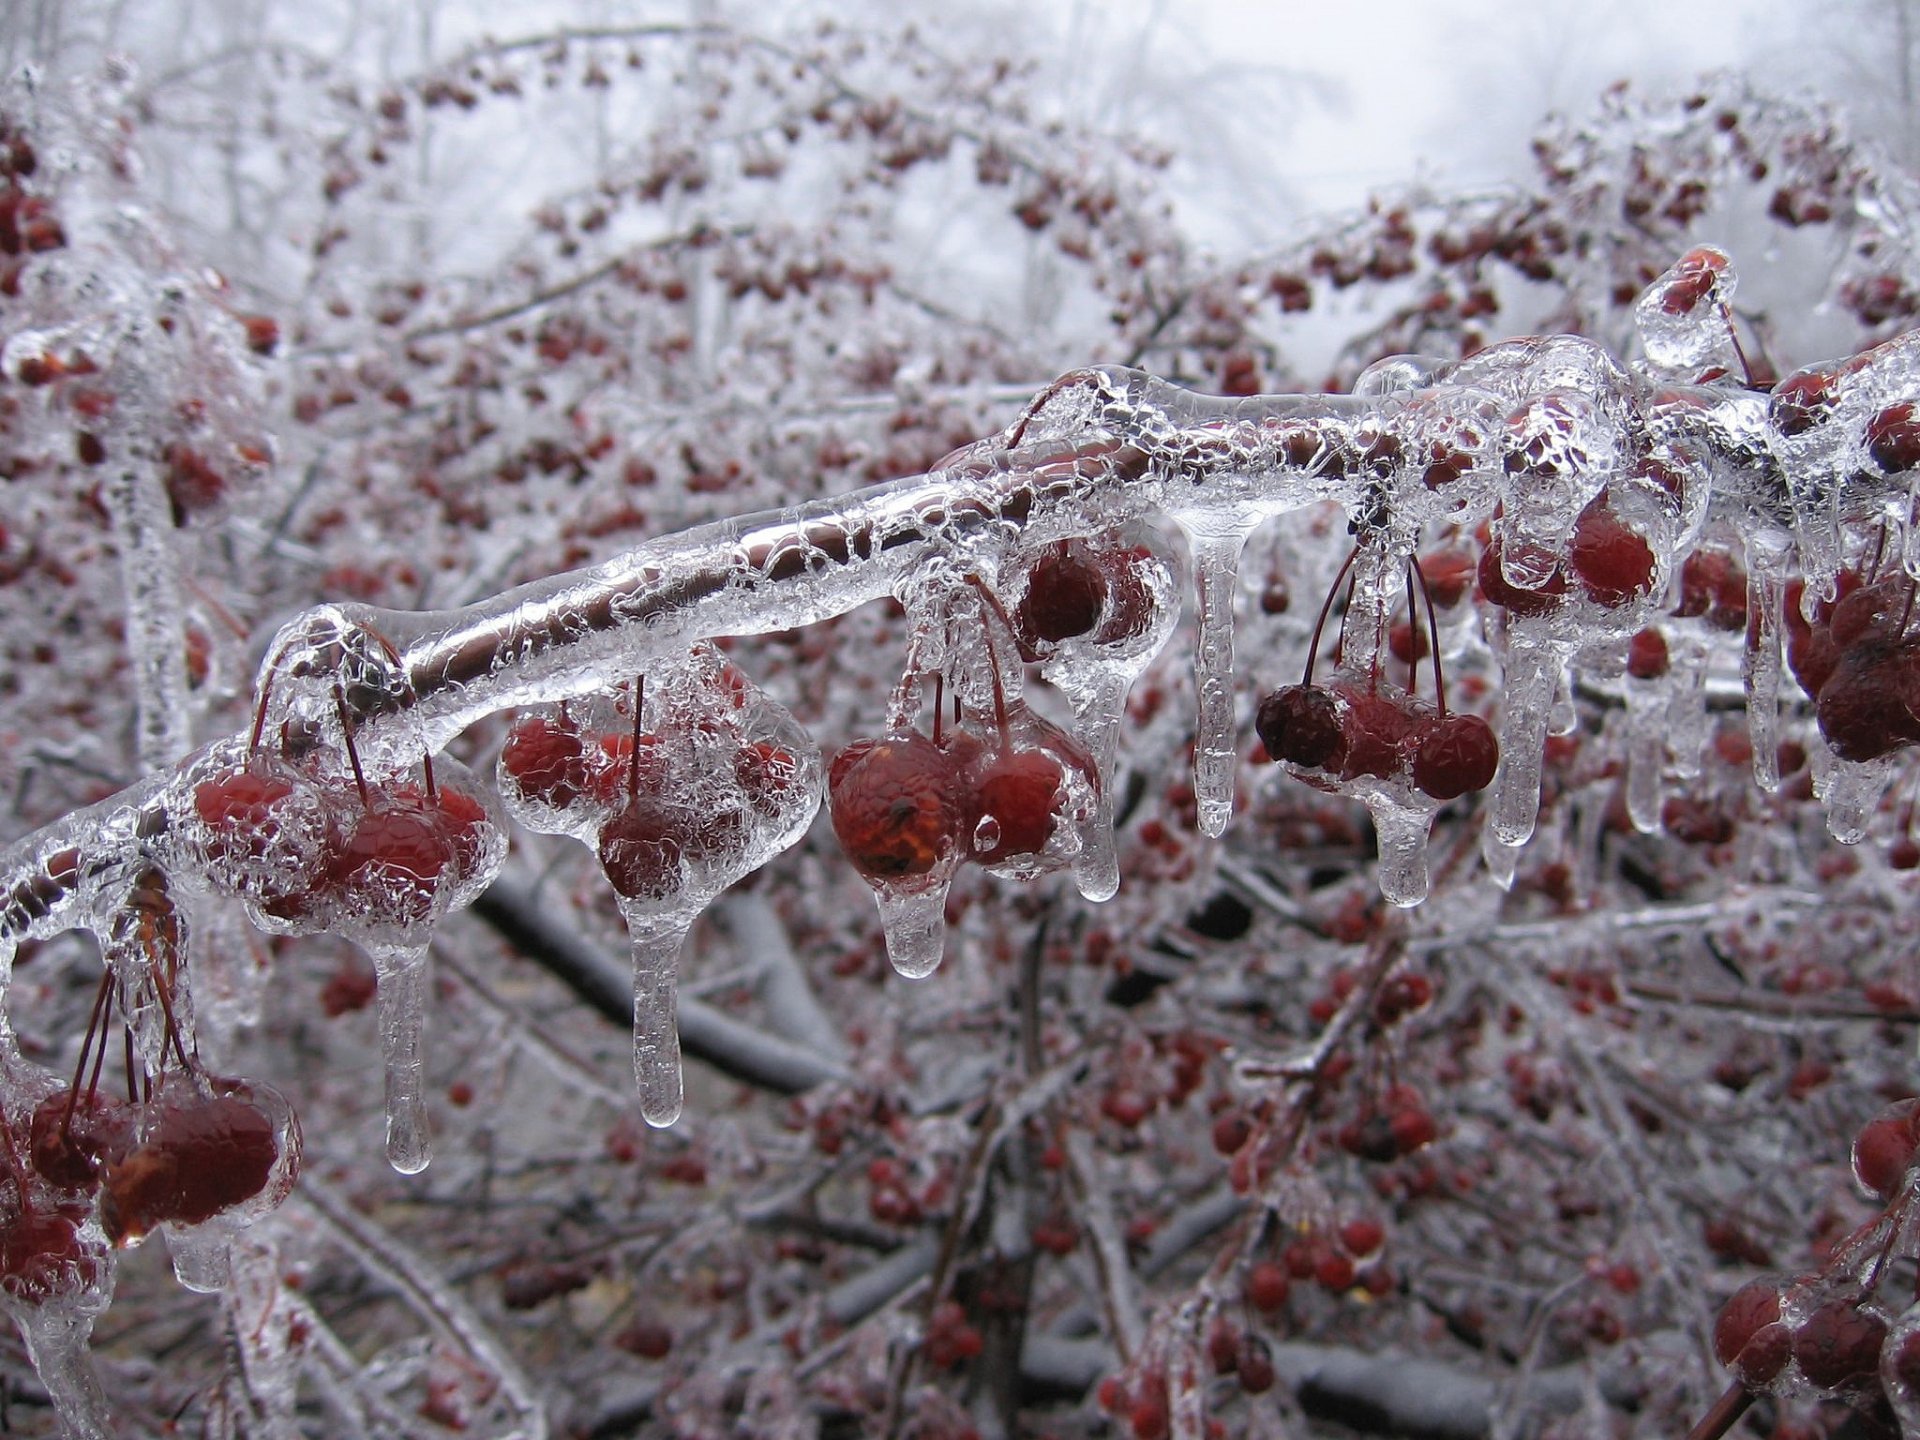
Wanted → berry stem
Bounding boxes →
[1409,557,1448,716]
[1304,544,1360,687]
[61,970,115,1139]
[1681,1382,1751,1440]
[627,674,646,801]
[333,684,372,809]
[963,573,1016,743]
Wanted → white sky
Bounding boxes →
[1064,0,1850,241]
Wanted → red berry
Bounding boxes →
[1413,713,1499,801]
[1674,548,1748,632]
[1817,650,1920,762]
[0,1207,101,1306]
[1477,537,1568,617]
[1568,494,1656,608]
[828,733,967,882]
[102,1086,286,1243]
[1337,688,1418,782]
[1626,627,1669,679]
[1868,401,1920,473]
[500,716,592,810]
[1016,541,1105,654]
[1208,1320,1241,1375]
[595,802,710,902]
[1713,1279,1788,1385]
[1655,246,1727,316]
[1339,1217,1385,1258]
[192,760,298,866]
[1211,1110,1252,1156]
[967,725,1093,866]
[1770,366,1841,436]
[1315,1249,1356,1291]
[1245,1260,1289,1313]
[615,1320,674,1359]
[734,741,801,817]
[1852,1100,1920,1199]
[1255,684,1345,770]
[330,800,455,921]
[28,1092,130,1192]
[1236,1335,1276,1395]
[1793,1298,1886,1391]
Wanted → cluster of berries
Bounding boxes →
[827,549,1158,896]
[179,737,503,951]
[1787,560,1920,764]
[1254,550,1498,806]
[496,648,818,913]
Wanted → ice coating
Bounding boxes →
[372,945,433,1174]
[625,913,691,1129]
[1182,527,1252,838]
[509,645,822,1119]
[1634,246,1742,375]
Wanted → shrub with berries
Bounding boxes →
[13,17,1920,1440]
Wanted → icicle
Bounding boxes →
[1483,831,1521,891]
[875,882,950,980]
[1625,700,1665,835]
[1490,635,1556,846]
[1369,798,1434,908]
[1665,640,1711,780]
[222,1234,300,1440]
[1820,755,1895,845]
[1743,534,1790,793]
[166,1219,234,1293]
[370,945,432,1174]
[621,909,691,1129]
[14,1307,114,1440]
[1064,666,1128,902]
[1184,528,1250,837]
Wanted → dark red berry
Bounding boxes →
[0,1207,101,1306]
[1413,713,1499,801]
[615,1320,674,1359]
[1626,627,1669,680]
[102,1089,283,1243]
[1868,402,1920,472]
[1016,541,1105,654]
[1477,537,1568,617]
[1793,1298,1886,1391]
[1568,494,1656,608]
[1256,684,1345,770]
[1770,366,1841,436]
[500,716,592,810]
[1236,1335,1276,1394]
[1245,1260,1289,1313]
[828,733,967,882]
[1852,1099,1920,1199]
[1713,1279,1789,1385]
[28,1092,130,1192]
[1656,246,1727,316]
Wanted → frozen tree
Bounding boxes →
[9,8,1920,1440]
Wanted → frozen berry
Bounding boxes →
[1016,541,1105,653]
[1255,684,1345,770]
[500,716,592,810]
[1794,1298,1886,1391]
[1713,1279,1789,1386]
[1413,713,1499,801]
[828,733,967,882]
[1868,401,1920,473]
[1852,1099,1920,1200]
[1626,627,1669,680]
[102,1088,285,1243]
[1568,493,1656,608]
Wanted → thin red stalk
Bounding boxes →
[627,674,646,800]
[333,685,372,808]
[1410,556,1448,716]
[1304,543,1360,687]
[61,971,115,1136]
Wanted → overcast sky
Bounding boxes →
[1041,0,1852,250]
